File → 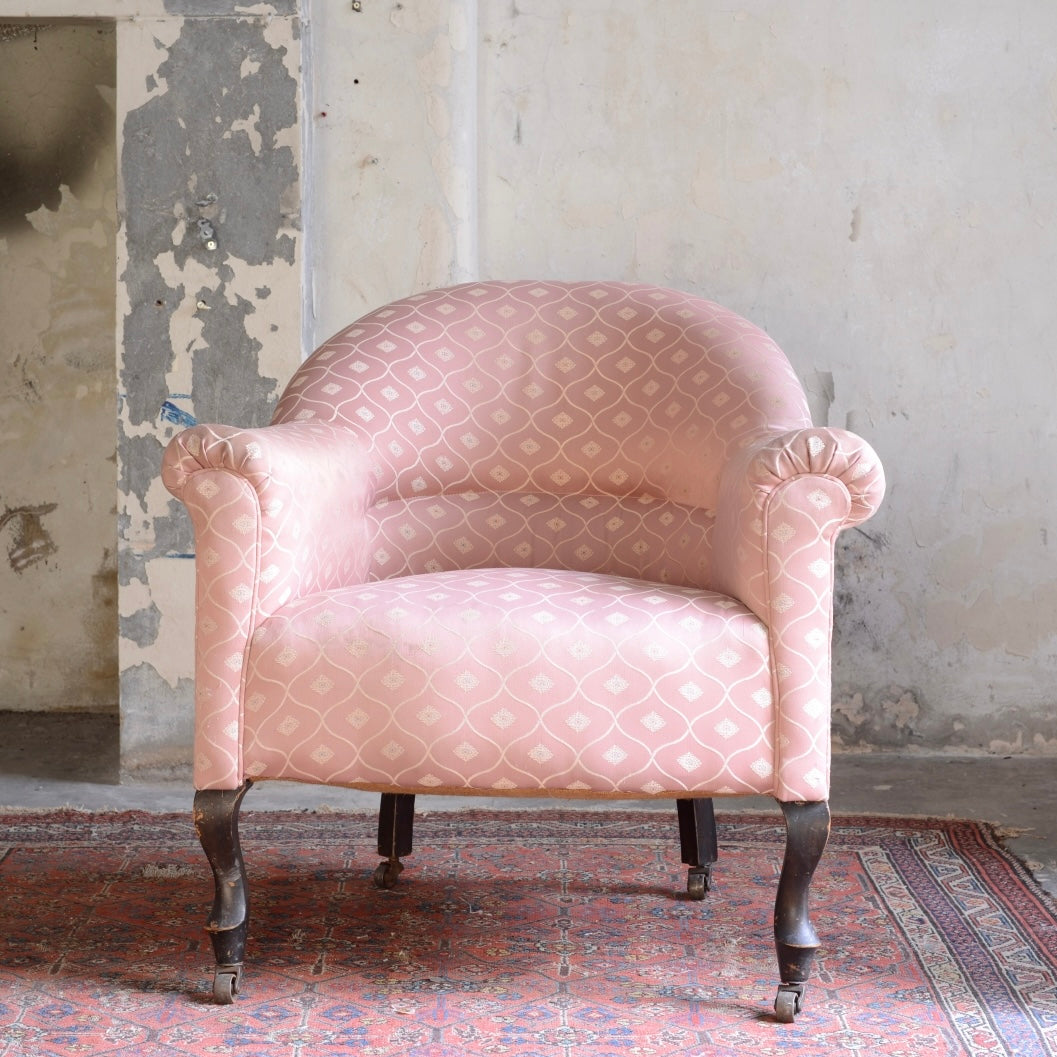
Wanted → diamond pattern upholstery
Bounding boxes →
[162,280,885,803]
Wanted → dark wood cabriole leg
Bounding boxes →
[773,799,831,1022]
[193,781,252,1004]
[676,797,718,899]
[374,792,415,889]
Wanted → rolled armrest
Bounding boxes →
[712,427,886,801]
[745,426,883,528]
[162,420,377,789]
[712,427,885,615]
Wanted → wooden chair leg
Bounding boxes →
[193,781,252,1004]
[676,797,718,899]
[773,799,831,1022]
[374,792,415,889]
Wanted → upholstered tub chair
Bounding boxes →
[162,280,885,1021]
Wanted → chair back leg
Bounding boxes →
[374,792,415,889]
[677,797,719,899]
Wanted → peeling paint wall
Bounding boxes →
[115,8,304,773]
[0,22,118,714]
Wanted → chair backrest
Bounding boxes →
[273,281,811,588]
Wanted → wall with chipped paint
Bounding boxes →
[116,7,304,773]
[308,1,1057,757]
[0,22,119,714]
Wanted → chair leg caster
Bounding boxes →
[774,982,805,1023]
[373,857,404,889]
[687,865,712,900]
[212,963,243,1005]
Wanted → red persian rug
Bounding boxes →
[0,809,1055,1056]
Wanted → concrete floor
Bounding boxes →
[1,711,1055,897]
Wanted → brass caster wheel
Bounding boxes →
[687,865,712,900]
[373,857,404,890]
[212,964,242,1005]
[774,983,805,1023]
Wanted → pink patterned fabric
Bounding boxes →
[242,569,774,797]
[162,281,885,802]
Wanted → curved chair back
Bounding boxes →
[273,281,812,588]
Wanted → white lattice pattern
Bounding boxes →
[241,569,774,796]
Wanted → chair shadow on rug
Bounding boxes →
[163,280,885,1022]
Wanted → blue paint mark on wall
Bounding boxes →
[160,400,197,428]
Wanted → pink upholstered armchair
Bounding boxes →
[162,281,884,1020]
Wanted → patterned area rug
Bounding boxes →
[1,809,1055,1056]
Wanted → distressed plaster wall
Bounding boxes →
[310,1,1057,756]
[116,6,304,773]
[1,1,1053,770]
[0,22,119,714]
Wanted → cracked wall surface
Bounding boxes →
[0,22,118,715]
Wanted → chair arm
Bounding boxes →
[162,420,377,789]
[712,427,886,801]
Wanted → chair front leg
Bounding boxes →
[193,781,252,1003]
[773,799,830,1022]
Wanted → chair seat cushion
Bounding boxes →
[242,569,777,797]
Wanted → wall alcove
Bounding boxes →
[0,2,305,779]
[0,22,119,738]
